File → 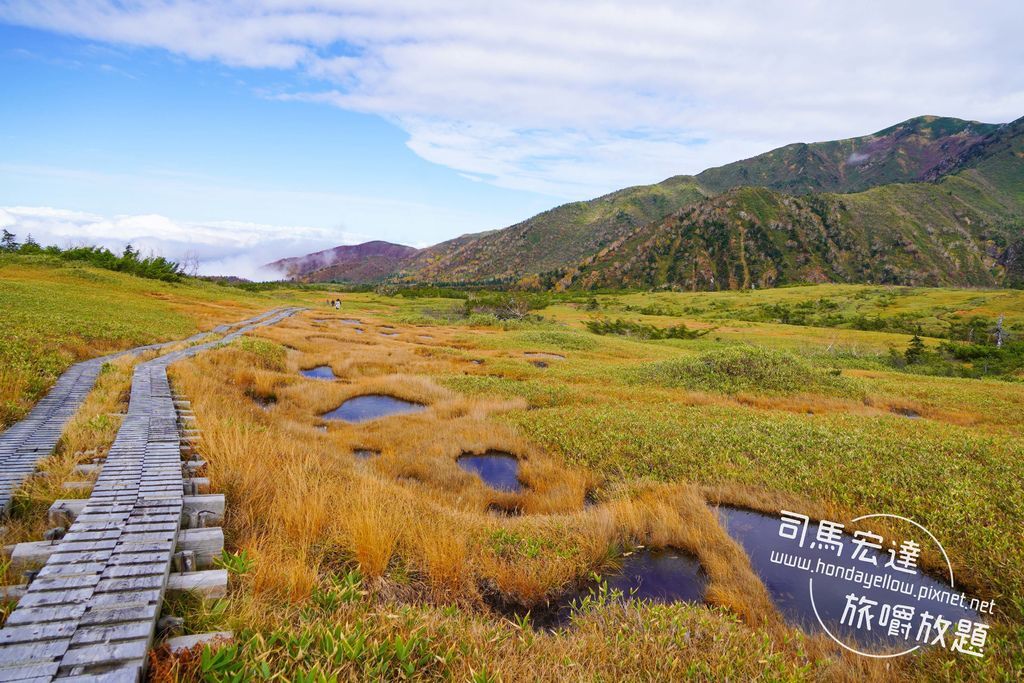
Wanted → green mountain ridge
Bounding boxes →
[286,114,1024,289]
[392,176,708,286]
[566,116,1024,290]
[695,115,1001,195]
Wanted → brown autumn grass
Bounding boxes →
[159,311,910,680]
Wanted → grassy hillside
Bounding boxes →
[394,176,708,285]
[0,255,309,428]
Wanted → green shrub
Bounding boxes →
[235,337,287,371]
[464,292,550,320]
[628,347,861,396]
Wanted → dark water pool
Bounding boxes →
[322,395,425,423]
[607,549,706,603]
[353,448,379,460]
[458,451,522,492]
[300,365,336,379]
[499,548,707,629]
[717,506,981,649]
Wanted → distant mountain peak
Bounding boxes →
[265,240,419,282]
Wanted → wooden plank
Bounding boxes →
[176,528,223,568]
[164,631,233,653]
[166,570,227,599]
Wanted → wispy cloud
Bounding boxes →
[2,1,1023,197]
[0,205,355,279]
[0,162,500,252]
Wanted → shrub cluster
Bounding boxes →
[1,230,183,282]
[585,318,709,340]
[629,346,860,396]
[234,337,287,371]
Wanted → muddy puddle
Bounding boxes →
[322,395,425,423]
[249,393,276,410]
[458,451,522,492]
[300,365,337,380]
[497,548,707,630]
[717,506,980,648]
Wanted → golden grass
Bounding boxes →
[157,310,927,680]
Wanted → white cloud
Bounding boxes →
[1,1,1023,197]
[0,205,357,279]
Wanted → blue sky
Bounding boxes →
[0,23,553,274]
[1,1,1022,276]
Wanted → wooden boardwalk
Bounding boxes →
[0,307,300,681]
[0,318,250,514]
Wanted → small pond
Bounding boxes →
[457,451,522,492]
[717,506,980,649]
[498,548,707,629]
[322,395,425,423]
[300,365,337,380]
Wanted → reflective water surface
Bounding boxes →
[322,395,425,423]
